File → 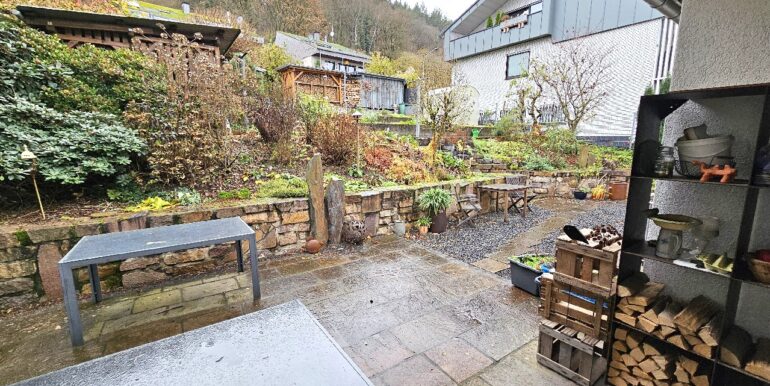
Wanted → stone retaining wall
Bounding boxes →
[0,176,516,310]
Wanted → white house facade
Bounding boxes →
[442,0,678,144]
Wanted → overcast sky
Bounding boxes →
[402,0,473,20]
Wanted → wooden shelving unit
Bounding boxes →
[610,84,770,386]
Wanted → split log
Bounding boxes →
[693,344,715,358]
[679,356,699,376]
[720,325,752,367]
[659,326,677,338]
[618,272,650,297]
[637,317,657,333]
[684,334,704,347]
[611,360,631,373]
[608,367,621,377]
[673,295,720,334]
[697,313,722,347]
[628,282,665,307]
[658,301,682,328]
[667,335,690,351]
[627,330,644,350]
[615,327,628,341]
[643,342,663,357]
[651,370,669,381]
[674,365,690,383]
[641,296,669,325]
[613,340,629,353]
[616,312,637,326]
[608,375,628,386]
[620,370,639,385]
[632,366,653,380]
[691,375,710,386]
[617,298,636,315]
[745,338,770,382]
[639,358,660,373]
[622,353,639,367]
[652,355,671,369]
[630,347,646,362]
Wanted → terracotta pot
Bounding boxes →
[610,182,628,201]
[305,239,322,254]
[430,211,449,234]
[419,226,429,235]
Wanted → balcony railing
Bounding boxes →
[445,0,552,61]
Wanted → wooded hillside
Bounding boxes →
[185,0,451,57]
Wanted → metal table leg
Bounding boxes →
[248,236,261,300]
[235,240,244,273]
[503,190,509,223]
[60,264,84,346]
[89,264,102,303]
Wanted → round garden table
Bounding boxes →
[479,183,531,222]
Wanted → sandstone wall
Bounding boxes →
[0,176,517,310]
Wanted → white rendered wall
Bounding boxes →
[452,19,661,137]
[671,0,770,92]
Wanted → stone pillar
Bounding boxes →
[307,155,328,244]
[325,179,345,244]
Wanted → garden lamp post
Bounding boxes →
[352,111,363,170]
[21,145,45,220]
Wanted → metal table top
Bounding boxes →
[17,300,372,386]
[479,183,530,192]
[60,217,254,267]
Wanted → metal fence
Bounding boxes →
[478,103,566,127]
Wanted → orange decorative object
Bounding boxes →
[693,161,737,183]
[305,239,322,254]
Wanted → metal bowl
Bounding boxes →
[650,214,702,231]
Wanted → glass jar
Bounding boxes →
[654,146,675,177]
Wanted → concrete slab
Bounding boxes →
[19,301,371,386]
[425,338,493,383]
[472,258,509,273]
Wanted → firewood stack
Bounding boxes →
[613,273,722,360]
[609,325,712,386]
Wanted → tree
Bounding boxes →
[538,42,613,132]
[422,75,472,161]
[248,43,294,80]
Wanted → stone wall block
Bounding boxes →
[0,233,20,249]
[120,256,161,271]
[178,210,213,223]
[27,226,72,244]
[278,232,298,246]
[162,248,207,265]
[0,260,37,286]
[122,270,167,288]
[241,212,269,224]
[361,193,382,213]
[0,278,34,296]
[36,242,62,299]
[281,211,310,225]
[216,206,245,219]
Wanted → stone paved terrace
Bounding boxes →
[0,236,576,386]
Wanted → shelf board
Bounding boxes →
[716,360,770,385]
[630,175,754,188]
[613,320,715,363]
[622,242,732,280]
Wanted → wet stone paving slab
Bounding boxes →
[0,235,577,385]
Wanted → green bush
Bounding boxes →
[0,96,145,184]
[218,188,252,200]
[256,177,308,198]
[524,154,556,171]
[0,14,149,185]
[541,129,580,155]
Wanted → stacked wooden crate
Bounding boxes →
[537,233,621,385]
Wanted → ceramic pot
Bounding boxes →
[430,211,449,234]
[419,226,429,235]
[390,220,406,237]
[573,191,588,200]
[305,239,322,254]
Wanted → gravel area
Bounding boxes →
[530,200,627,256]
[417,205,553,264]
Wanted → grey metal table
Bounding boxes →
[58,217,260,346]
[16,300,372,386]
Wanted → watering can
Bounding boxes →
[390,220,406,237]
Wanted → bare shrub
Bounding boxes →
[309,114,358,166]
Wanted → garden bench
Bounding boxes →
[58,217,260,346]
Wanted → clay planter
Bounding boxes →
[305,239,322,254]
[609,182,628,200]
[429,211,449,234]
[419,226,429,235]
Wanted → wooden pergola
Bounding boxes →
[15,5,240,59]
[278,65,345,105]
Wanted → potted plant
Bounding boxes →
[418,188,452,233]
[417,217,431,235]
[509,254,555,296]
[591,184,608,200]
[573,186,589,200]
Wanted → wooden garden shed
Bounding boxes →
[278,65,346,105]
[354,73,406,110]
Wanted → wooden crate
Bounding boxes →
[540,276,611,341]
[538,320,607,386]
[553,236,621,297]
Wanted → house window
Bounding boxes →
[506,51,530,79]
